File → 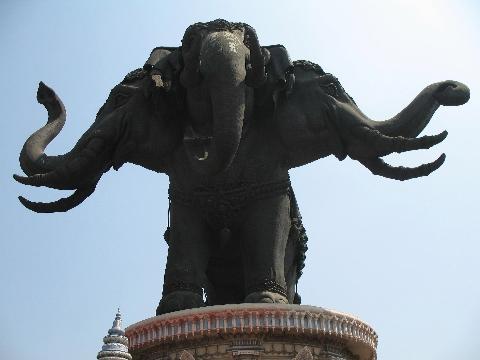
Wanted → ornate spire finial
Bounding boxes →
[108,308,124,336]
[97,310,132,360]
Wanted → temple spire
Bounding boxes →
[97,309,132,360]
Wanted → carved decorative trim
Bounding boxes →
[293,346,313,360]
[229,338,264,359]
[179,350,195,360]
[126,304,377,360]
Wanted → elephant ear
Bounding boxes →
[265,45,294,87]
[145,47,182,95]
[256,45,295,110]
[145,46,178,68]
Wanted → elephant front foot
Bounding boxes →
[244,291,288,304]
[244,279,289,304]
[156,291,205,315]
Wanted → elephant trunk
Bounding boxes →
[15,82,114,212]
[328,79,470,181]
[184,30,249,174]
[365,81,470,137]
[19,82,70,176]
[206,84,245,173]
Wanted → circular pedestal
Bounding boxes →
[126,304,377,360]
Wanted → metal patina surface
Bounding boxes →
[14,19,470,359]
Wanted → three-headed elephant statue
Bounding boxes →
[15,19,470,315]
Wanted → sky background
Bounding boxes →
[1,1,479,359]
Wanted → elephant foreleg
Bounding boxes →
[156,203,211,315]
[241,194,291,304]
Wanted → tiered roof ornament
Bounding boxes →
[97,309,132,360]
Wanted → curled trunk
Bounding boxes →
[351,80,469,180]
[20,82,70,176]
[15,82,111,212]
[365,81,470,137]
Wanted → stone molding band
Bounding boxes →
[97,350,132,360]
[126,304,377,360]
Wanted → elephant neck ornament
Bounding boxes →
[14,19,470,315]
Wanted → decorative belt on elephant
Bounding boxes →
[163,281,203,297]
[168,178,292,229]
[245,278,288,298]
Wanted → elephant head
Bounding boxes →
[14,69,182,213]
[278,60,470,179]
[177,19,269,175]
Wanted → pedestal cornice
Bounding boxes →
[126,304,377,360]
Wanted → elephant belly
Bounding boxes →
[168,177,291,230]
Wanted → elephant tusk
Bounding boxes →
[351,126,448,157]
[13,136,107,190]
[183,126,211,161]
[196,150,209,161]
[13,172,64,188]
[358,153,446,181]
[17,183,97,213]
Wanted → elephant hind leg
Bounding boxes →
[285,263,301,305]
[285,187,306,305]
[284,226,298,303]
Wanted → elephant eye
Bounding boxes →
[325,83,338,97]
[182,33,196,50]
[113,92,130,108]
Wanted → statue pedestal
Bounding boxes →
[125,304,377,360]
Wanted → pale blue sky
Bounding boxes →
[1,1,479,359]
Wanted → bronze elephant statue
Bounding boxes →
[15,19,470,314]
